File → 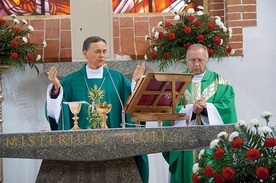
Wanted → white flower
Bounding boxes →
[13,19,19,24]
[222,26,227,32]
[228,28,233,38]
[230,49,235,55]
[249,118,259,126]
[261,111,273,118]
[157,21,163,27]
[22,37,28,43]
[235,120,246,127]
[210,139,219,149]
[228,27,233,34]
[154,31,159,39]
[217,131,228,140]
[174,15,180,21]
[196,11,204,16]
[259,126,272,134]
[22,19,28,24]
[197,6,204,10]
[144,54,147,60]
[220,39,223,45]
[10,14,17,18]
[215,16,221,21]
[145,35,149,41]
[187,8,195,14]
[217,22,225,29]
[228,131,239,142]
[193,163,199,173]
[198,149,205,160]
[154,46,158,52]
[43,41,47,47]
[28,25,34,31]
[36,55,41,61]
[151,28,155,33]
[215,18,224,28]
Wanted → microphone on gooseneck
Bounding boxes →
[103,64,126,128]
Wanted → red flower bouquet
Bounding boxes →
[145,6,234,71]
[192,111,276,183]
[0,14,46,73]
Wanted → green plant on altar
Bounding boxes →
[144,5,235,71]
[0,14,46,74]
[192,111,276,183]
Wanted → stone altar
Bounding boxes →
[0,125,234,183]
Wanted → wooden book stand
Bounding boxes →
[125,72,193,127]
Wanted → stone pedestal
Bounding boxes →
[36,158,141,183]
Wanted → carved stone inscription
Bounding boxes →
[3,130,166,148]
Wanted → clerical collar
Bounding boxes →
[86,65,103,79]
[192,71,205,82]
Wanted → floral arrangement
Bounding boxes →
[0,14,46,74]
[144,5,235,71]
[192,111,276,183]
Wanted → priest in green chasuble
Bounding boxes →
[163,44,237,183]
[45,36,149,183]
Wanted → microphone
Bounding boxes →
[104,64,126,128]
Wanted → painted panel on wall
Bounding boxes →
[0,0,203,16]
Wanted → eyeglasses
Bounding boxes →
[187,58,207,64]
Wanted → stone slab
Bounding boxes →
[0,125,235,161]
[36,157,141,183]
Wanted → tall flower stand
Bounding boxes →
[0,65,9,183]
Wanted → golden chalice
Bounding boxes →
[66,102,82,130]
[96,103,112,129]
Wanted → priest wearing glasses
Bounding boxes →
[163,44,237,183]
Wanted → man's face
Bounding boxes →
[186,47,208,75]
[83,41,107,69]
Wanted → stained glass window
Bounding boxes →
[0,0,70,15]
[113,0,203,13]
[0,0,203,16]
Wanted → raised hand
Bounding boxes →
[47,67,61,91]
[133,62,146,82]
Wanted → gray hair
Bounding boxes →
[82,36,107,51]
[186,44,209,60]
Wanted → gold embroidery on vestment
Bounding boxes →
[185,76,230,103]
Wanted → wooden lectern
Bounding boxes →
[125,72,193,127]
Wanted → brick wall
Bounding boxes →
[26,0,256,62]
[207,0,257,56]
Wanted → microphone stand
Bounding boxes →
[104,64,126,128]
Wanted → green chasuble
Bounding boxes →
[46,65,149,183]
[163,68,237,183]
